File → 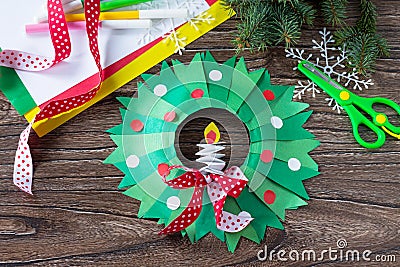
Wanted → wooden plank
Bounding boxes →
[0,200,398,266]
[0,0,399,265]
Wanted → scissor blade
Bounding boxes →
[302,62,343,90]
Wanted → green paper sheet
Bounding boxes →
[203,51,235,109]
[172,53,211,108]
[245,168,308,220]
[0,49,36,115]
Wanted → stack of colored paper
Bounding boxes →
[0,0,233,136]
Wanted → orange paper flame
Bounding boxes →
[204,122,220,144]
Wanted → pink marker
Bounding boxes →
[25,20,152,34]
[26,21,86,34]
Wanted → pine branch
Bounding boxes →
[289,1,316,25]
[375,34,390,57]
[334,0,389,75]
[346,32,376,75]
[320,0,347,26]
[224,0,313,50]
[334,26,358,46]
[270,3,302,47]
[224,0,389,75]
[232,1,273,51]
[357,0,377,32]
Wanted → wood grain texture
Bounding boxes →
[0,0,399,266]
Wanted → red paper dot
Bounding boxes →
[164,111,176,122]
[264,190,276,204]
[130,119,144,132]
[263,90,275,101]
[191,89,204,99]
[260,150,273,163]
[158,163,170,176]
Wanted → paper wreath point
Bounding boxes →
[106,51,320,252]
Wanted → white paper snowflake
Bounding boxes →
[285,28,374,113]
[177,0,206,15]
[137,0,213,55]
[163,29,188,55]
[188,11,215,31]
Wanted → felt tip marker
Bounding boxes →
[36,0,84,23]
[100,0,153,12]
[25,19,152,34]
[41,0,78,11]
[64,9,188,22]
[37,0,153,22]
[44,0,153,11]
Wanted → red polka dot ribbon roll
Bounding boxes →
[158,165,254,234]
[4,0,103,194]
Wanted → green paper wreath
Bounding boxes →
[105,52,320,252]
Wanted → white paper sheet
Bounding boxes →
[0,0,209,105]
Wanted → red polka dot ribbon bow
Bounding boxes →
[2,0,103,194]
[158,165,254,234]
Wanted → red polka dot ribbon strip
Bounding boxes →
[0,0,71,71]
[158,165,254,234]
[38,0,103,121]
[5,0,103,193]
[13,120,35,194]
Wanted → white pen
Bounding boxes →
[35,0,84,23]
[26,19,152,34]
[41,0,77,12]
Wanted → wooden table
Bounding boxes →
[1,1,399,266]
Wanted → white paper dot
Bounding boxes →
[153,84,167,97]
[209,70,223,81]
[288,158,301,171]
[126,155,140,168]
[271,116,283,129]
[166,196,181,210]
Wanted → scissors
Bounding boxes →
[298,60,400,149]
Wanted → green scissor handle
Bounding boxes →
[298,60,400,149]
[343,104,386,149]
[356,96,400,134]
